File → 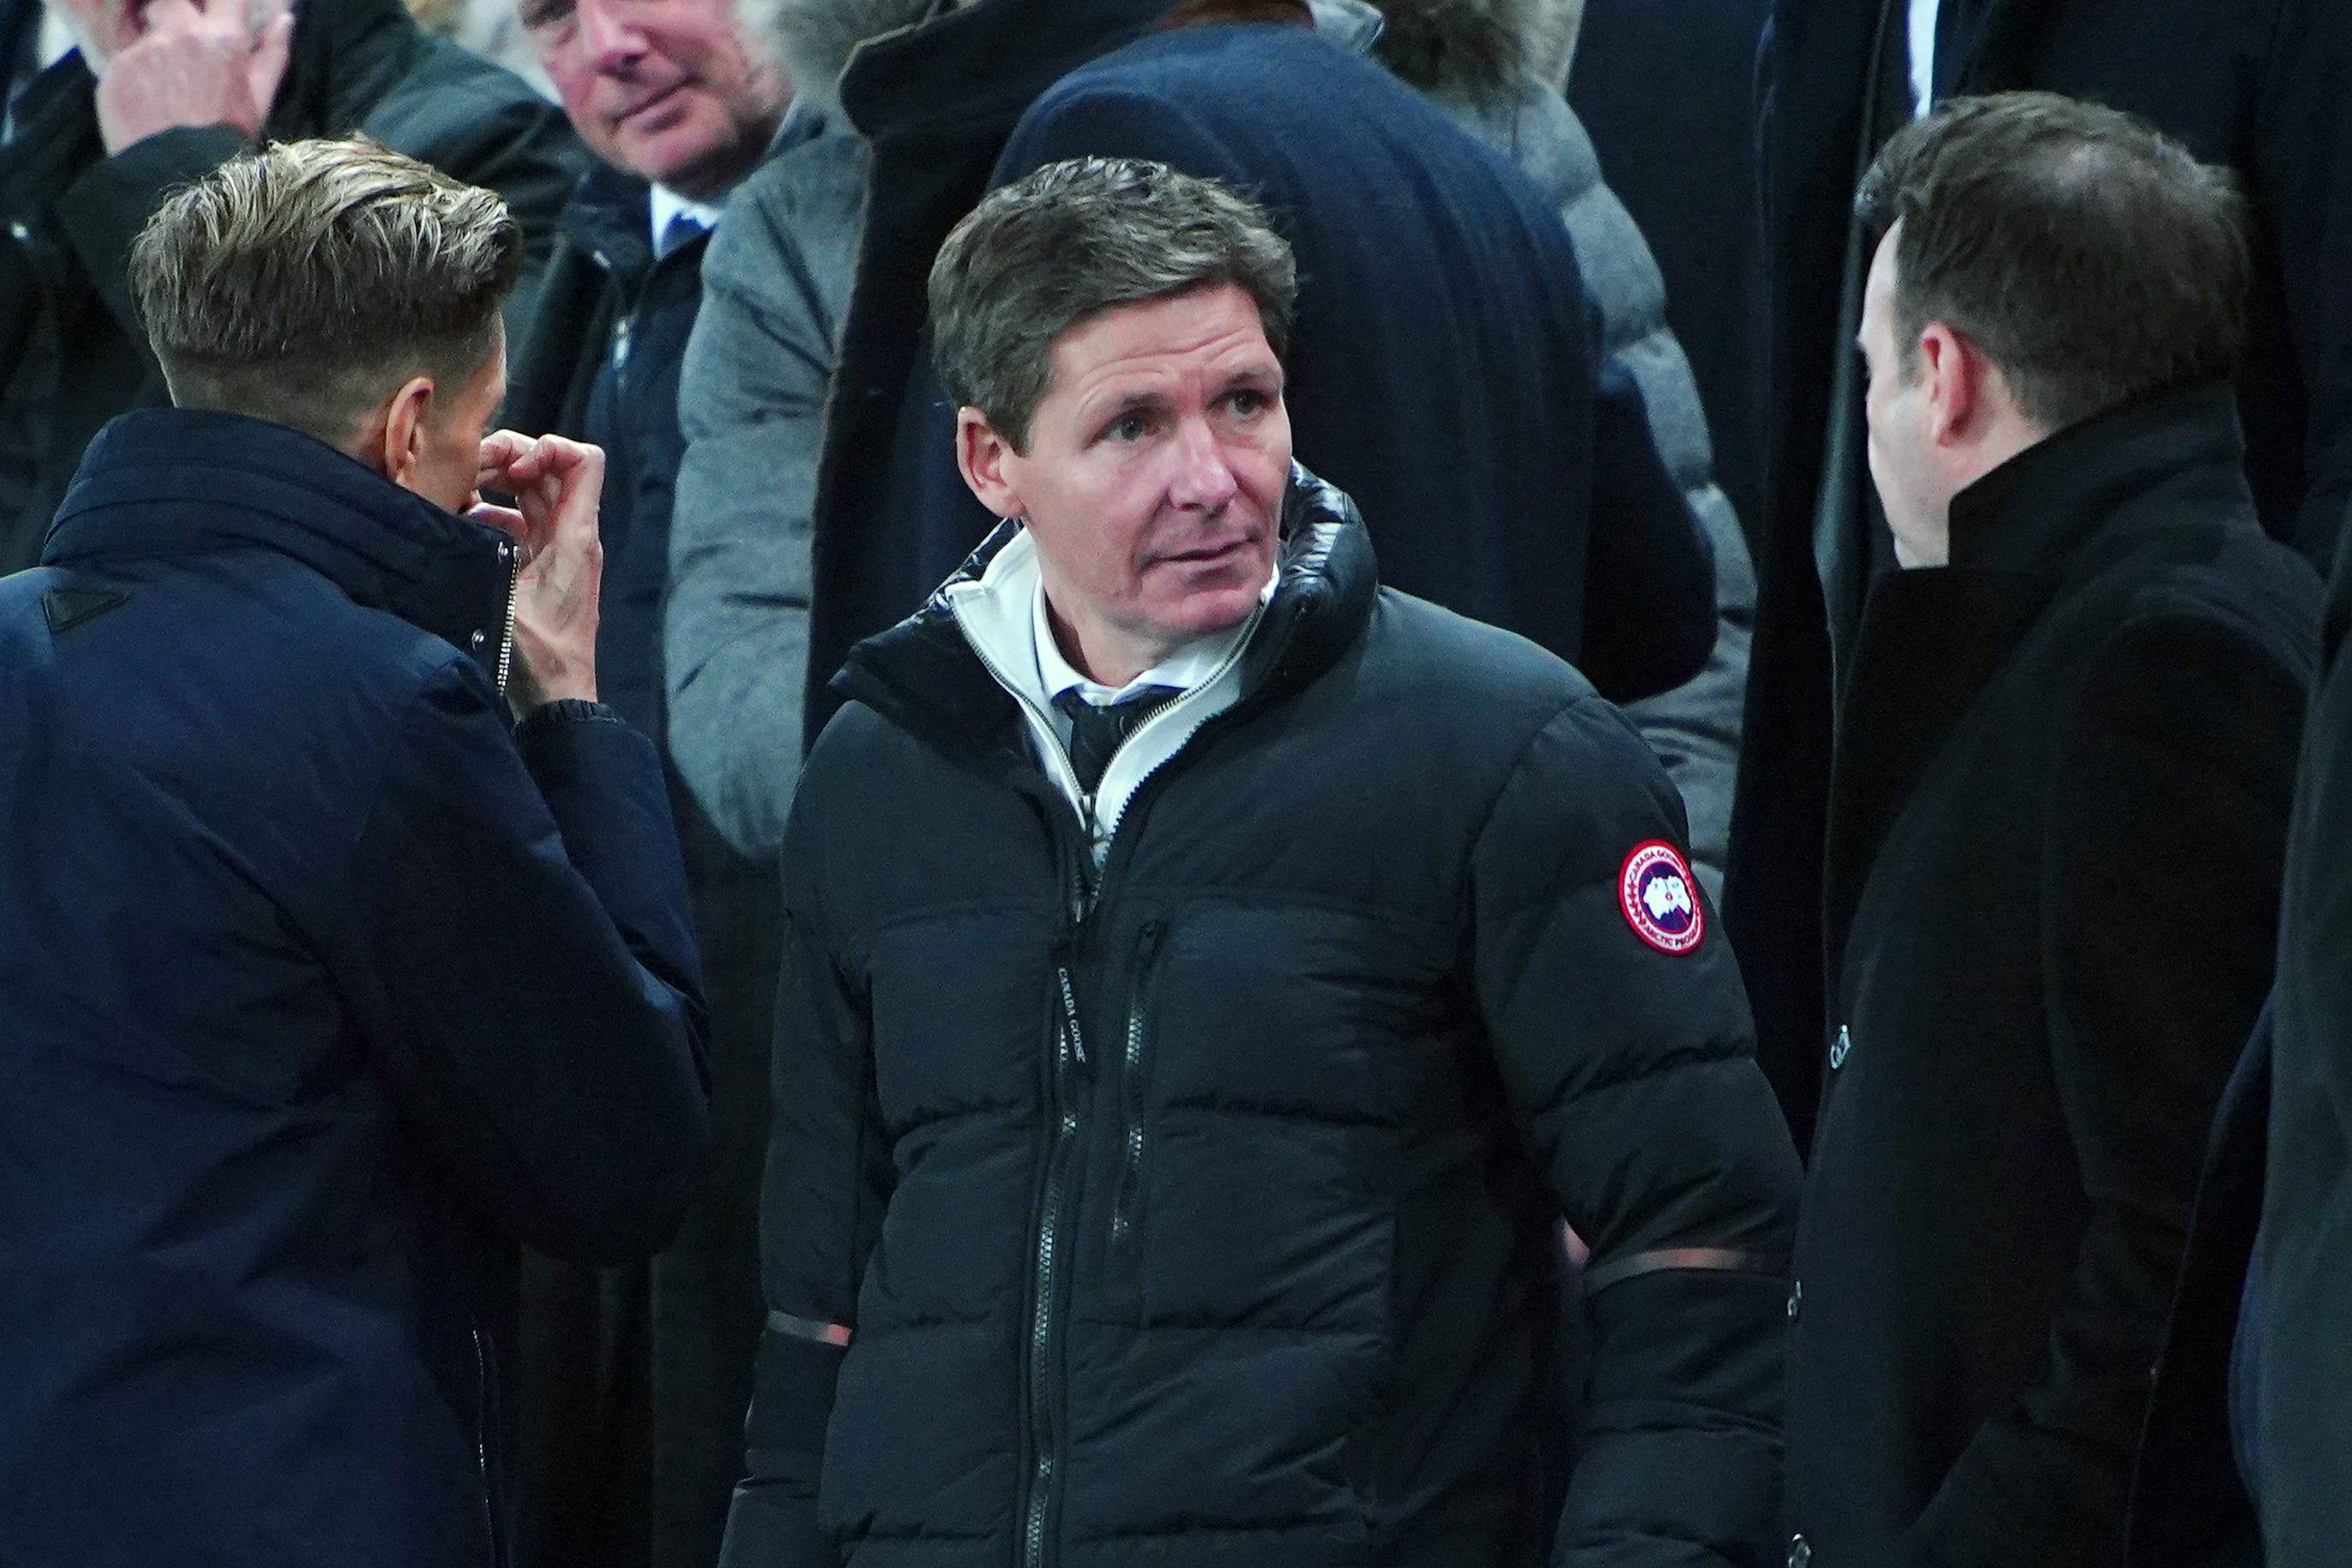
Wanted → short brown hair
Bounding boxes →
[928,157,1297,453]
[1857,92,2251,432]
[129,137,523,445]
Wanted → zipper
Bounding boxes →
[1020,945,1088,1568]
[494,545,520,699]
[1111,921,1168,1249]
[472,1327,499,1565]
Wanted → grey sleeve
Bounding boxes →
[665,128,868,858]
[1531,93,1754,900]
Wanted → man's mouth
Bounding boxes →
[1160,539,1249,566]
[616,81,689,127]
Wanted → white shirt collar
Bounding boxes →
[1030,565,1273,710]
[1909,0,1939,118]
[649,186,724,251]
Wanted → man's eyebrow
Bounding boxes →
[1081,388,1168,425]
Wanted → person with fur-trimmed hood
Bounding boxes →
[1359,0,1754,896]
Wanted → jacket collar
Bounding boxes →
[837,0,1171,141]
[1945,381,2255,579]
[1310,0,1383,56]
[556,163,656,281]
[43,407,516,668]
[834,463,1378,763]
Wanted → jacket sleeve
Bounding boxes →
[1539,92,1754,896]
[1906,615,2307,1566]
[53,124,248,345]
[329,667,710,1266]
[665,130,866,857]
[718,757,891,1568]
[1469,692,1802,1568]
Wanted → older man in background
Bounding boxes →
[0,0,581,575]
[499,0,784,1561]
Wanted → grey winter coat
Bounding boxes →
[1357,0,1752,894]
[663,98,869,857]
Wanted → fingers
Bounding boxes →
[507,434,606,548]
[476,429,535,490]
[142,0,206,33]
[499,431,595,489]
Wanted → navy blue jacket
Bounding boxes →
[0,409,710,1568]
[806,7,1713,739]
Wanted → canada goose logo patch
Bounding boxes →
[1620,840,1703,954]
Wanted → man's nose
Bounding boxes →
[578,0,645,70]
[1167,418,1239,512]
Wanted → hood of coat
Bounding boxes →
[1361,0,1581,100]
[753,0,939,109]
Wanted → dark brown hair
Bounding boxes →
[1856,91,2251,432]
[130,137,522,444]
[929,157,1297,453]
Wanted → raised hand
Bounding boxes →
[94,0,294,154]
[472,431,608,710]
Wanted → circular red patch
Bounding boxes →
[1619,840,1703,954]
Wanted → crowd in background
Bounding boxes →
[1,0,2348,1565]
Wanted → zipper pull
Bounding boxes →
[1055,962,1087,1067]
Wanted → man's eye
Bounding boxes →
[521,2,573,29]
[1228,389,1268,417]
[1104,413,1149,443]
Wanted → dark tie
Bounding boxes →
[657,211,708,260]
[1052,686,1182,794]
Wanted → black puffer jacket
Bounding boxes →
[723,471,1802,1568]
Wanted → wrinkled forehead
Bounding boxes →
[1045,285,1282,392]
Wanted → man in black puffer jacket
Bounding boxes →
[722,156,1802,1568]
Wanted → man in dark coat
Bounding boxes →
[1732,0,2352,1149]
[0,0,583,577]
[0,140,708,1568]
[725,155,1799,1568]
[496,0,783,1558]
[1784,97,2319,1568]
[799,0,1714,744]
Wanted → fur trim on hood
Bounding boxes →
[750,0,940,109]
[1363,0,1582,100]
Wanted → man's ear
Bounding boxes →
[378,374,436,494]
[1919,324,1991,449]
[956,407,1024,520]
